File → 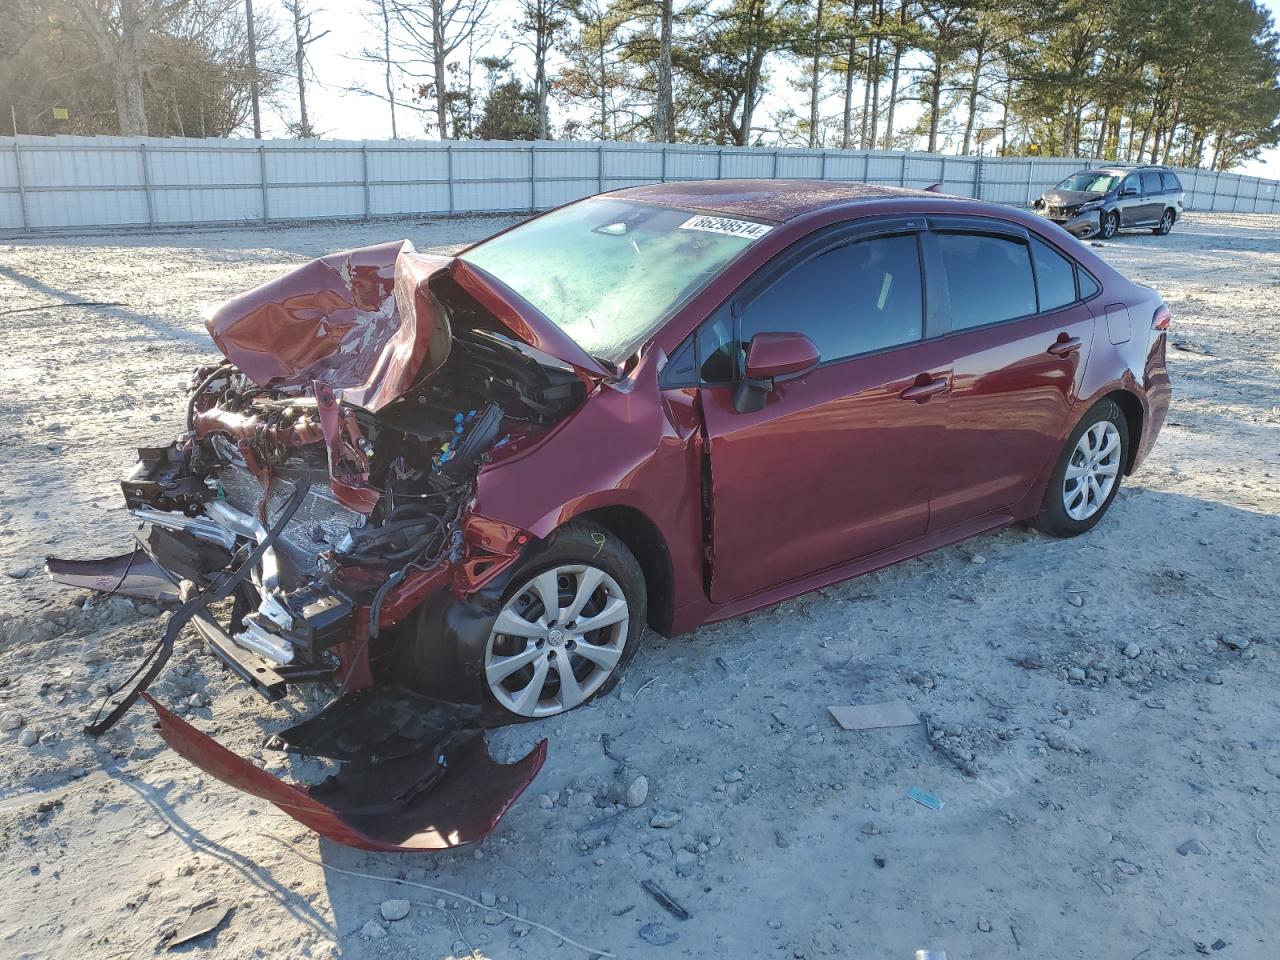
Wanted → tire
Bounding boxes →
[1153,208,1175,236]
[1100,210,1119,240]
[1033,399,1130,538]
[475,521,646,721]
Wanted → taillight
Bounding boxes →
[1152,305,1172,331]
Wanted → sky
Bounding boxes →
[262,0,1280,179]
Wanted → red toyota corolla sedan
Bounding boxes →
[53,179,1171,850]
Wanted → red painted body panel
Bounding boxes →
[467,189,1171,637]
[701,338,953,602]
[928,303,1096,530]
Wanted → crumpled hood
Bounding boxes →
[206,240,606,412]
[1042,189,1104,207]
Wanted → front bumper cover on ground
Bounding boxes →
[143,691,546,851]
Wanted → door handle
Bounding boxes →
[1047,336,1083,357]
[899,377,950,403]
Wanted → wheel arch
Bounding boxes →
[1100,388,1144,475]
[572,504,675,637]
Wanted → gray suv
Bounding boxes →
[1034,165,1184,240]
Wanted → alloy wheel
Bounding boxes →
[1062,420,1122,522]
[484,563,629,718]
[1102,212,1118,239]
[1159,210,1173,234]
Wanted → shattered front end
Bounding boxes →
[48,240,591,849]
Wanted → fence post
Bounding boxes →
[974,155,983,200]
[258,144,269,222]
[819,150,827,181]
[899,152,907,186]
[1026,159,1035,205]
[660,144,668,182]
[939,156,946,191]
[597,143,604,192]
[717,147,724,179]
[863,152,871,183]
[446,143,455,214]
[772,149,779,179]
[529,142,537,210]
[1209,170,1219,212]
[139,143,155,227]
[361,143,370,220]
[12,138,29,231]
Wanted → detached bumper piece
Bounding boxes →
[144,688,547,851]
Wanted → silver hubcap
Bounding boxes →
[1063,420,1121,522]
[1161,212,1172,231]
[484,563,629,718]
[1104,215,1116,237]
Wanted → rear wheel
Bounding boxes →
[481,522,646,720]
[1153,208,1175,235]
[1034,400,1130,538]
[1100,210,1119,240]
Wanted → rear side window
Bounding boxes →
[1031,237,1077,311]
[936,233,1037,330]
[1161,172,1182,192]
[1078,270,1100,298]
[738,233,924,363]
[1141,172,1162,194]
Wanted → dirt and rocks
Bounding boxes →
[1,212,1278,959]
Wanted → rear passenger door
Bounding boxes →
[1138,171,1164,224]
[925,219,1099,532]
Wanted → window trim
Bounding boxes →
[661,216,934,388]
[924,216,1103,338]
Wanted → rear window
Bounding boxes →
[936,233,1037,330]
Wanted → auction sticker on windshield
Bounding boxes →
[678,215,773,240]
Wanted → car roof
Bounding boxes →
[606,178,939,223]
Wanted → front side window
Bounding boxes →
[936,233,1037,331]
[461,198,764,363]
[737,233,924,365]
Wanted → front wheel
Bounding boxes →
[1100,210,1119,240]
[481,522,646,720]
[1153,208,1174,235]
[1033,400,1130,538]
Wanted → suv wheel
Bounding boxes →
[1100,211,1119,240]
[1153,208,1174,236]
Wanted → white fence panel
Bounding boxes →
[1,134,1276,233]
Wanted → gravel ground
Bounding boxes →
[1,212,1278,960]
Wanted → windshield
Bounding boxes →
[1055,172,1120,194]
[460,198,767,362]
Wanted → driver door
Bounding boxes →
[695,225,951,604]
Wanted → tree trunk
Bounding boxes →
[597,24,608,138]
[927,58,942,153]
[882,0,905,150]
[109,44,149,136]
[961,36,985,155]
[807,0,825,148]
[998,74,1011,156]
[293,8,311,136]
[868,0,882,148]
[246,0,262,138]
[381,0,398,137]
[841,27,857,148]
[655,0,674,142]
[859,35,871,148]
[431,0,449,138]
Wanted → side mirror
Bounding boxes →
[734,332,821,413]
